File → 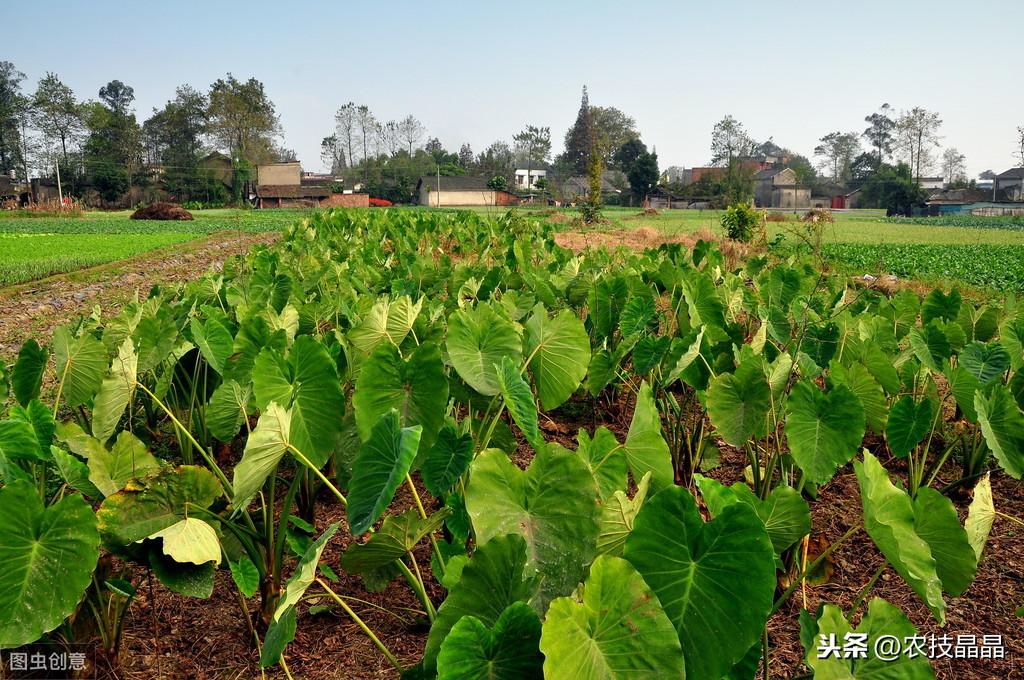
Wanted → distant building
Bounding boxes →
[753,167,809,209]
[255,161,367,208]
[926,186,1024,216]
[995,168,1024,201]
[559,173,622,202]
[513,168,546,190]
[197,152,234,191]
[918,176,945,190]
[416,175,520,207]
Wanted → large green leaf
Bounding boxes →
[829,360,887,434]
[623,485,774,680]
[596,472,651,557]
[0,418,46,463]
[53,326,107,408]
[232,402,291,508]
[11,340,48,408]
[347,409,422,536]
[800,597,935,679]
[347,296,422,354]
[252,335,344,467]
[88,431,162,497]
[447,303,523,396]
[959,341,1010,386]
[975,385,1024,479]
[540,555,686,679]
[189,316,234,375]
[922,288,961,325]
[466,445,600,613]
[423,534,540,672]
[912,487,977,597]
[576,426,628,500]
[353,341,447,453]
[205,379,251,442]
[854,452,945,623]
[422,423,474,497]
[624,382,673,490]
[9,400,54,461]
[523,306,590,410]
[0,480,100,648]
[91,337,138,444]
[495,356,543,452]
[785,381,864,484]
[886,395,936,458]
[341,507,449,575]
[707,359,770,447]
[908,322,950,372]
[438,602,543,680]
[97,465,223,549]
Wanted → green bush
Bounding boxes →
[721,203,761,242]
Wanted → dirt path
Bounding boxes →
[0,231,279,359]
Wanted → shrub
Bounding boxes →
[721,203,761,242]
[802,208,834,223]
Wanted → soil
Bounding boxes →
[130,203,194,221]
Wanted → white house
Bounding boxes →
[514,168,546,190]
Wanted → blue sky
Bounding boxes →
[7,0,1023,176]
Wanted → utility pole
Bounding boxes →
[55,158,63,204]
[436,164,441,208]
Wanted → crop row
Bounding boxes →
[883,214,1024,230]
[1,208,1022,678]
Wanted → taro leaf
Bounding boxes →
[133,313,179,374]
[707,359,770,447]
[922,288,961,325]
[91,337,138,444]
[595,472,651,557]
[1011,371,1024,411]
[0,418,46,463]
[149,548,215,598]
[55,421,106,459]
[624,381,673,491]
[347,410,422,536]
[959,341,1011,386]
[10,400,55,459]
[912,487,977,597]
[632,335,669,376]
[495,356,543,452]
[695,475,810,567]
[98,465,223,549]
[957,304,999,343]
[540,555,685,679]
[965,473,994,562]
[585,349,618,396]
[762,265,802,310]
[342,507,450,575]
[423,534,540,673]
[88,431,162,497]
[587,274,629,339]
[224,316,287,386]
[829,360,887,434]
[908,322,950,372]
[682,270,727,342]
[260,523,340,667]
[575,426,627,500]
[801,597,935,679]
[785,381,864,484]
[0,480,100,649]
[422,424,474,497]
[229,555,260,598]
[947,364,981,423]
[251,335,344,467]
[1001,316,1024,371]
[618,292,657,338]
[52,326,107,408]
[189,316,234,375]
[347,296,422,355]
[664,326,705,387]
[446,303,523,397]
[206,379,251,442]
[353,342,447,454]
[803,322,840,369]
[624,485,774,680]
[232,402,291,508]
[50,445,103,499]
[11,340,48,408]
[975,385,1024,479]
[859,344,901,395]
[854,452,945,623]
[886,396,936,458]
[146,517,221,565]
[437,602,543,680]
[465,446,600,613]
[524,306,591,410]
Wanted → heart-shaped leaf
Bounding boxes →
[785,381,864,484]
[886,396,936,458]
[438,602,543,680]
[523,306,590,410]
[959,341,1010,386]
[707,359,770,447]
[624,381,673,491]
[447,304,523,397]
[495,356,543,452]
[422,424,474,497]
[975,385,1024,479]
[53,326,107,408]
[347,409,422,536]
[91,337,138,444]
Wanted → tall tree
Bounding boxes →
[143,85,211,200]
[377,120,401,157]
[613,138,647,173]
[207,74,281,165]
[862,103,895,163]
[512,124,551,179]
[476,141,514,182]
[560,86,596,175]
[31,72,83,167]
[627,149,659,203]
[356,105,376,166]
[1015,126,1024,167]
[321,134,346,173]
[458,143,474,168]
[0,61,27,177]
[895,107,942,182]
[710,115,755,167]
[941,147,967,185]
[332,102,357,168]
[590,107,638,166]
[83,80,145,202]
[814,131,861,183]
[397,115,425,154]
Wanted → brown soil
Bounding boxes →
[130,203,194,221]
[0,231,279,360]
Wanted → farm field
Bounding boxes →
[2,208,1022,680]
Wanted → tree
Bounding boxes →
[321,135,346,173]
[397,115,425,154]
[814,131,861,183]
[356,105,376,166]
[560,86,596,175]
[458,143,474,168]
[207,74,281,165]
[785,154,817,186]
[710,115,755,167]
[0,61,27,177]
[860,162,926,216]
[512,125,551,172]
[377,120,401,157]
[142,85,210,200]
[424,137,443,157]
[894,107,942,182]
[1015,126,1024,167]
[862,103,895,163]
[941,147,966,185]
[83,80,145,203]
[613,138,647,173]
[99,80,134,116]
[627,149,659,203]
[590,107,639,166]
[31,72,83,167]
[476,141,514,182]
[332,102,357,168]
[849,152,881,188]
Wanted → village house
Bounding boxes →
[994,168,1024,201]
[753,167,809,209]
[513,168,546,190]
[255,161,368,208]
[416,175,520,207]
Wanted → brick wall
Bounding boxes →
[321,193,370,208]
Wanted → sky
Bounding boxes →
[7,0,1023,177]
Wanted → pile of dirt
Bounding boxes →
[130,202,194,221]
